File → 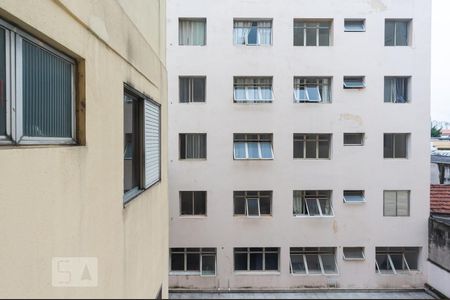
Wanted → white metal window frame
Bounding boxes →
[233,20,273,46]
[289,248,339,275]
[384,133,409,159]
[293,20,332,46]
[234,191,272,217]
[169,248,217,277]
[383,190,410,217]
[375,250,417,275]
[0,18,76,145]
[293,134,331,159]
[344,19,366,32]
[343,190,366,204]
[233,134,274,160]
[343,76,366,89]
[234,248,280,272]
[233,77,273,103]
[293,191,334,218]
[342,247,366,261]
[179,76,206,103]
[293,77,331,103]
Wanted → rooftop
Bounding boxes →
[430,184,450,215]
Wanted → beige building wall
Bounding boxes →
[168,0,431,290]
[0,0,168,298]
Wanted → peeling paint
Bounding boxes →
[369,0,387,12]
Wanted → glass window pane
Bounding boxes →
[247,87,259,100]
[390,253,404,271]
[396,191,410,216]
[259,197,271,215]
[376,254,393,273]
[0,28,6,136]
[180,192,193,215]
[319,199,332,215]
[234,142,246,159]
[385,21,395,46]
[343,191,365,203]
[321,254,337,274]
[395,21,408,46]
[394,134,407,158]
[384,134,394,158]
[295,86,307,101]
[247,142,260,158]
[305,254,321,274]
[201,255,216,275]
[306,86,321,101]
[186,253,200,271]
[260,87,272,100]
[293,139,304,158]
[234,252,248,271]
[318,28,330,46]
[344,133,363,145]
[194,191,206,215]
[318,140,330,158]
[305,140,316,158]
[171,253,185,271]
[291,254,306,274]
[124,94,140,194]
[404,251,418,270]
[234,197,246,215]
[250,252,263,270]
[23,39,73,138]
[345,20,365,32]
[179,78,190,103]
[247,25,258,45]
[306,28,317,46]
[247,198,259,216]
[234,87,246,101]
[193,78,205,102]
[265,252,279,271]
[179,20,206,46]
[384,191,397,216]
[306,198,320,216]
[343,247,365,259]
[260,142,273,159]
[293,26,304,46]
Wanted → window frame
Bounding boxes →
[343,190,366,204]
[0,18,76,145]
[384,133,409,159]
[179,76,206,103]
[289,247,338,275]
[179,133,207,160]
[179,191,207,216]
[385,19,411,47]
[375,247,419,274]
[233,191,273,217]
[293,134,331,159]
[343,247,366,261]
[170,248,217,276]
[233,19,273,46]
[178,18,207,46]
[293,190,334,217]
[233,247,280,272]
[384,76,410,103]
[293,20,332,46]
[343,133,365,146]
[383,190,410,217]
[293,77,332,103]
[343,76,366,89]
[344,19,366,32]
[233,77,273,103]
[233,133,274,160]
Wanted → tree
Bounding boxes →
[431,122,442,137]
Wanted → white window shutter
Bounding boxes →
[396,191,410,216]
[144,99,160,188]
[384,191,397,216]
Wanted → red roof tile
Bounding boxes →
[442,129,450,135]
[430,184,450,214]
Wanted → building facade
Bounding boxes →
[168,0,431,290]
[0,0,168,298]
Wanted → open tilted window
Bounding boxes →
[294,77,331,103]
[290,247,338,275]
[234,191,272,217]
[233,77,273,103]
[234,134,273,160]
[375,247,419,274]
[293,190,334,217]
[343,76,365,89]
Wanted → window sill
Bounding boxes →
[179,158,208,161]
[294,101,331,104]
[233,101,273,104]
[343,258,365,261]
[170,272,216,277]
[376,271,420,276]
[291,272,339,277]
[179,215,208,219]
[234,271,280,276]
[343,201,366,204]
[234,158,274,161]
[233,215,273,218]
[123,188,145,206]
[293,158,331,160]
[234,44,273,47]
[293,215,335,218]
[383,158,409,160]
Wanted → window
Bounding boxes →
[0,18,76,145]
[233,20,272,45]
[293,190,334,217]
[124,87,161,202]
[234,191,272,216]
[170,248,216,276]
[385,20,410,46]
[343,247,365,261]
[343,190,365,204]
[294,20,331,46]
[344,19,365,32]
[233,77,273,103]
[290,248,338,275]
[180,191,206,216]
[293,134,331,159]
[344,133,364,146]
[375,247,419,274]
[384,133,409,158]
[179,77,206,103]
[384,77,409,103]
[294,77,331,103]
[179,133,207,159]
[234,248,279,272]
[179,18,206,46]
[383,190,410,217]
[343,76,365,89]
[233,134,273,160]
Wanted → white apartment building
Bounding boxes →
[167,0,431,290]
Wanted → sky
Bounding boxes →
[431,0,450,122]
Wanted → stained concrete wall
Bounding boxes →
[167,0,431,290]
[0,0,168,298]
